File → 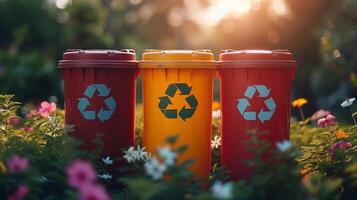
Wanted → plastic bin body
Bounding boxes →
[140,50,215,179]
[58,49,138,164]
[218,50,296,180]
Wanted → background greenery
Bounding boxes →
[0,0,356,122]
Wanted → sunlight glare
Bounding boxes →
[271,0,288,16]
[185,0,290,27]
[55,0,71,9]
[196,0,253,26]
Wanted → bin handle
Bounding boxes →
[220,49,235,53]
[119,49,135,53]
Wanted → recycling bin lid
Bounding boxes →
[218,50,296,67]
[58,49,138,68]
[140,49,216,68]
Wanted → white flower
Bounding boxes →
[123,146,138,163]
[98,173,112,180]
[145,157,167,180]
[212,110,221,119]
[157,146,177,166]
[135,146,149,161]
[341,98,355,108]
[276,140,292,152]
[49,115,57,128]
[211,136,221,149]
[123,146,150,163]
[211,181,233,199]
[102,156,113,165]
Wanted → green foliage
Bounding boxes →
[0,96,356,199]
[0,50,62,103]
[0,0,147,103]
[0,95,86,199]
[291,115,357,200]
[310,0,357,116]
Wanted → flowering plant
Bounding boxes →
[0,95,356,200]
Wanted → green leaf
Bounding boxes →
[352,112,357,118]
[176,145,187,154]
[165,134,180,144]
[334,148,345,161]
[348,125,357,132]
[125,178,163,200]
[180,159,195,168]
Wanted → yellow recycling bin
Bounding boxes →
[140,50,215,179]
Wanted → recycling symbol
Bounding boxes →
[237,85,276,123]
[158,83,198,121]
[77,84,116,123]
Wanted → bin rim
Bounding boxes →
[139,60,216,68]
[139,49,216,68]
[217,60,297,68]
[218,49,297,68]
[58,60,138,68]
[58,49,138,68]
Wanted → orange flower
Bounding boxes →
[300,168,308,176]
[212,101,220,110]
[292,98,308,107]
[336,130,347,139]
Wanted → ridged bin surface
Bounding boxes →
[140,50,215,179]
[59,49,138,167]
[218,50,296,180]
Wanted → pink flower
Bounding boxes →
[9,117,21,126]
[21,126,33,132]
[317,118,326,127]
[7,185,29,200]
[310,109,330,121]
[325,114,336,125]
[25,110,37,119]
[38,101,56,117]
[79,184,111,200]
[7,155,29,173]
[317,114,336,127]
[66,160,97,189]
[327,141,352,160]
[328,141,352,152]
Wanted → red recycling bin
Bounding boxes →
[58,49,138,163]
[218,50,296,179]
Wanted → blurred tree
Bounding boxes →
[0,0,66,103]
[310,0,357,119]
[66,0,112,49]
[0,0,139,103]
[0,0,353,116]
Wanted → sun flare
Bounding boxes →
[186,0,289,27]
[202,0,253,26]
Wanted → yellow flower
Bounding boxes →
[212,101,220,110]
[292,98,308,107]
[0,162,6,173]
[336,130,347,139]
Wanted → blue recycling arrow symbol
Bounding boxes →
[77,84,116,123]
[237,85,276,123]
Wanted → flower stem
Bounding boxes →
[349,107,356,125]
[298,106,305,121]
